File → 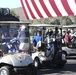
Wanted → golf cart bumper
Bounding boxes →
[42,60,52,65]
[14,66,29,74]
[42,59,67,65]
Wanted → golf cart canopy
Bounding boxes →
[63,25,76,28]
[29,24,62,28]
[0,21,31,26]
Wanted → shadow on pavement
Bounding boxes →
[38,59,76,75]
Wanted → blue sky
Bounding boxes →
[0,0,22,8]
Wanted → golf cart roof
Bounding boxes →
[0,21,31,26]
[62,25,76,28]
[29,24,62,28]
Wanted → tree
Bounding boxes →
[10,9,16,16]
[50,18,60,25]
[10,9,19,19]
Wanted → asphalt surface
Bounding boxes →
[37,59,76,75]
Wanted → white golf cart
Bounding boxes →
[0,21,37,75]
[62,25,76,58]
[29,24,67,68]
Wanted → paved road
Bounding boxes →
[37,59,76,75]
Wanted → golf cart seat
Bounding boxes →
[33,41,45,52]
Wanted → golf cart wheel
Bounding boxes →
[26,65,37,75]
[34,58,41,68]
[62,51,67,58]
[0,66,12,75]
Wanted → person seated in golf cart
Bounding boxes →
[45,28,53,37]
[6,30,19,54]
[64,31,71,47]
[31,30,43,50]
[7,42,19,54]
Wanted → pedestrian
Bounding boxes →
[6,30,19,53]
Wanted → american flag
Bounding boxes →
[20,0,76,20]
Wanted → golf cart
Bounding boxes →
[62,25,76,58]
[29,24,67,68]
[0,21,37,75]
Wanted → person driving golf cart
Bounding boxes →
[31,30,42,50]
[7,42,19,54]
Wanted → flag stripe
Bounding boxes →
[75,0,76,3]
[61,0,74,16]
[39,0,52,17]
[44,0,57,17]
[22,0,33,20]
[20,0,29,19]
[54,0,68,16]
[20,0,76,20]
[25,0,36,19]
[27,0,41,19]
[31,0,43,18]
[67,0,76,15]
[49,0,62,16]
[34,0,48,18]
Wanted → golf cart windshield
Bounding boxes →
[29,24,62,52]
[0,21,30,55]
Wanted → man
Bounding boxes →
[18,25,26,43]
[18,25,29,51]
[31,30,42,47]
